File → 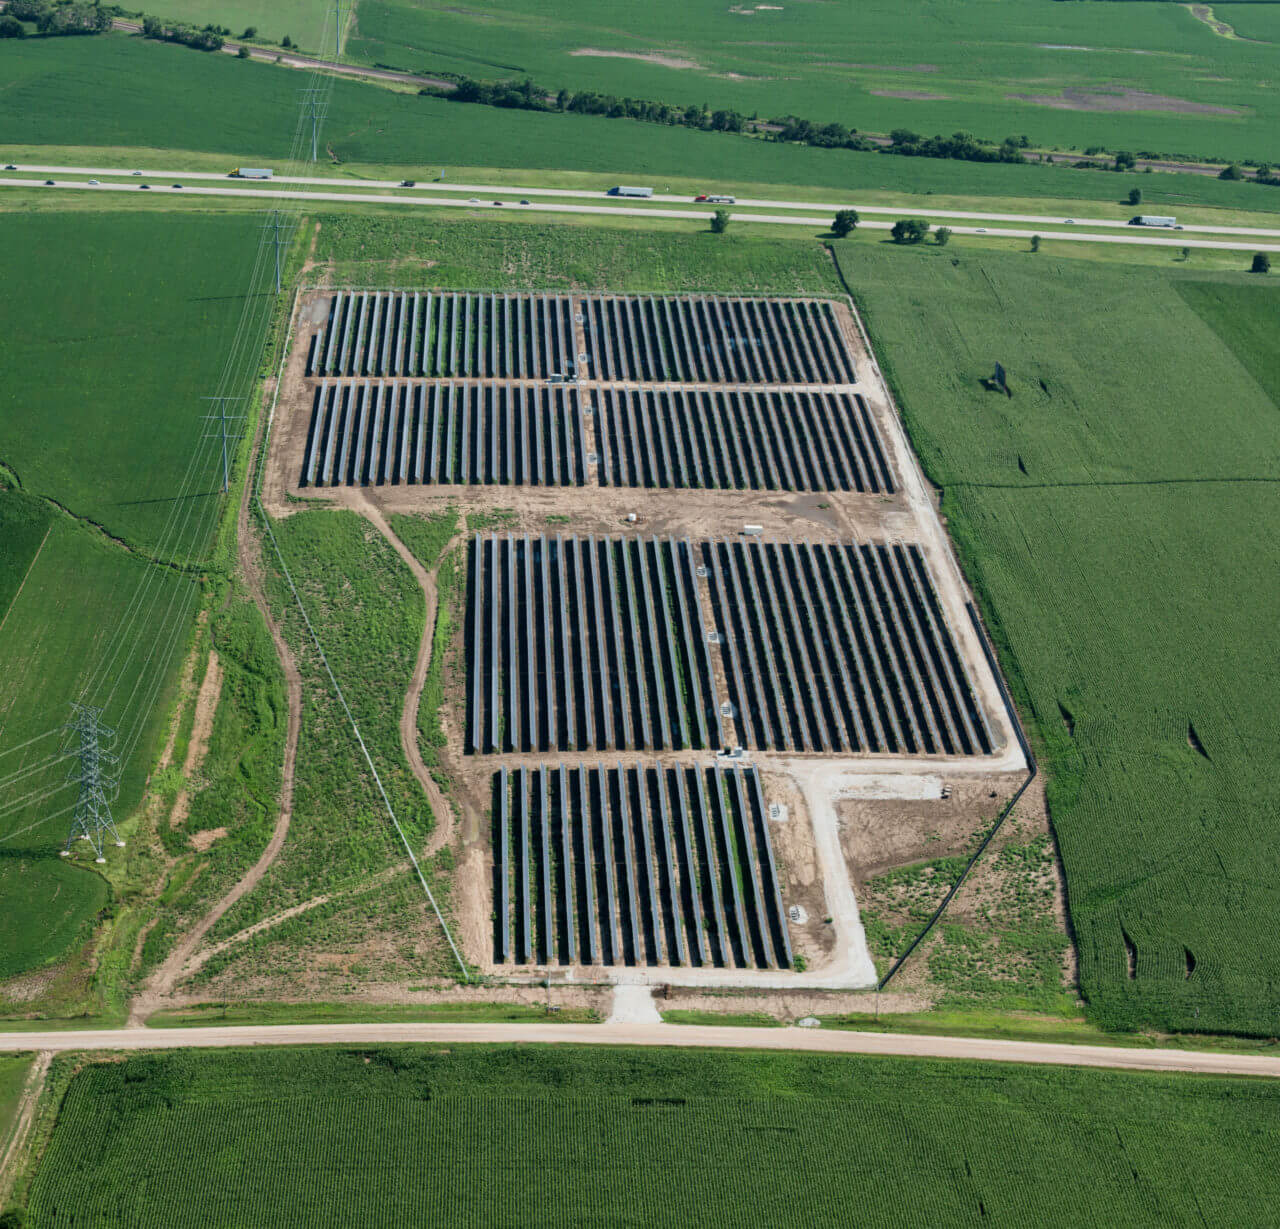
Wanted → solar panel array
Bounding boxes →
[301,382,586,487]
[594,389,894,492]
[465,535,721,753]
[581,295,855,384]
[493,763,792,969]
[705,540,993,755]
[308,291,579,378]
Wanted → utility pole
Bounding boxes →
[263,210,290,293]
[201,396,246,492]
[299,87,329,162]
[334,0,343,63]
[61,704,121,864]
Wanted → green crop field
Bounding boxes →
[1215,4,1280,42]
[0,210,260,553]
[347,0,1280,161]
[841,244,1280,1035]
[151,0,336,52]
[3,34,1278,215]
[21,1045,1280,1225]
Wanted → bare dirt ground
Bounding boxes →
[248,290,1035,1005]
[169,649,222,830]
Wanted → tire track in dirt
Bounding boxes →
[343,491,459,858]
[132,381,304,1021]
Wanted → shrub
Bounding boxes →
[890,218,929,244]
[710,209,731,234]
[831,209,859,238]
[934,226,952,247]
[1219,164,1245,181]
[1251,252,1271,274]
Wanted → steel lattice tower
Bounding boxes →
[60,704,123,863]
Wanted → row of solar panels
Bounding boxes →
[595,388,894,493]
[304,293,856,385]
[466,535,721,754]
[301,382,586,487]
[307,292,578,379]
[493,764,792,969]
[465,535,993,757]
[298,381,893,492]
[581,295,855,386]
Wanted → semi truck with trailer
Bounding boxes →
[608,185,653,198]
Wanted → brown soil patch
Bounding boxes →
[170,649,223,827]
[189,827,228,852]
[570,48,703,70]
[1008,87,1241,115]
[870,89,950,101]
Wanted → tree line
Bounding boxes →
[0,0,112,36]
[432,76,1035,169]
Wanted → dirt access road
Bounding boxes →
[0,1020,1276,1079]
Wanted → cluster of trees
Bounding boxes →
[885,129,1028,165]
[140,14,223,50]
[0,0,112,36]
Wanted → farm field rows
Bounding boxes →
[5,35,1280,216]
[843,243,1280,1034]
[22,1045,1280,1225]
[346,0,1280,160]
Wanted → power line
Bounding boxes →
[201,396,247,493]
[61,704,122,863]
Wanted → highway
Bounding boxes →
[8,171,1280,253]
[1,1019,1277,1077]
[12,161,1280,239]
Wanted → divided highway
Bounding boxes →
[7,164,1280,252]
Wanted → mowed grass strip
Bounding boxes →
[842,243,1280,1035]
[0,210,259,554]
[23,1045,1280,1226]
[3,34,1278,213]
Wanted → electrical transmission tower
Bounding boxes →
[201,395,246,492]
[263,210,292,294]
[299,87,330,162]
[60,704,122,864]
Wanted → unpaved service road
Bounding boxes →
[1,1022,1277,1078]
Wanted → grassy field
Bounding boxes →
[19,1045,1280,1225]
[151,0,336,51]
[840,243,1280,1035]
[146,999,599,1026]
[184,507,454,992]
[347,0,1280,161]
[4,34,1280,215]
[311,213,847,291]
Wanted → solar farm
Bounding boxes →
[269,288,1026,985]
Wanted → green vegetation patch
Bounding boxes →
[0,518,193,980]
[0,210,258,553]
[313,213,843,293]
[146,999,599,1026]
[841,243,1280,1034]
[24,1045,1280,1226]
